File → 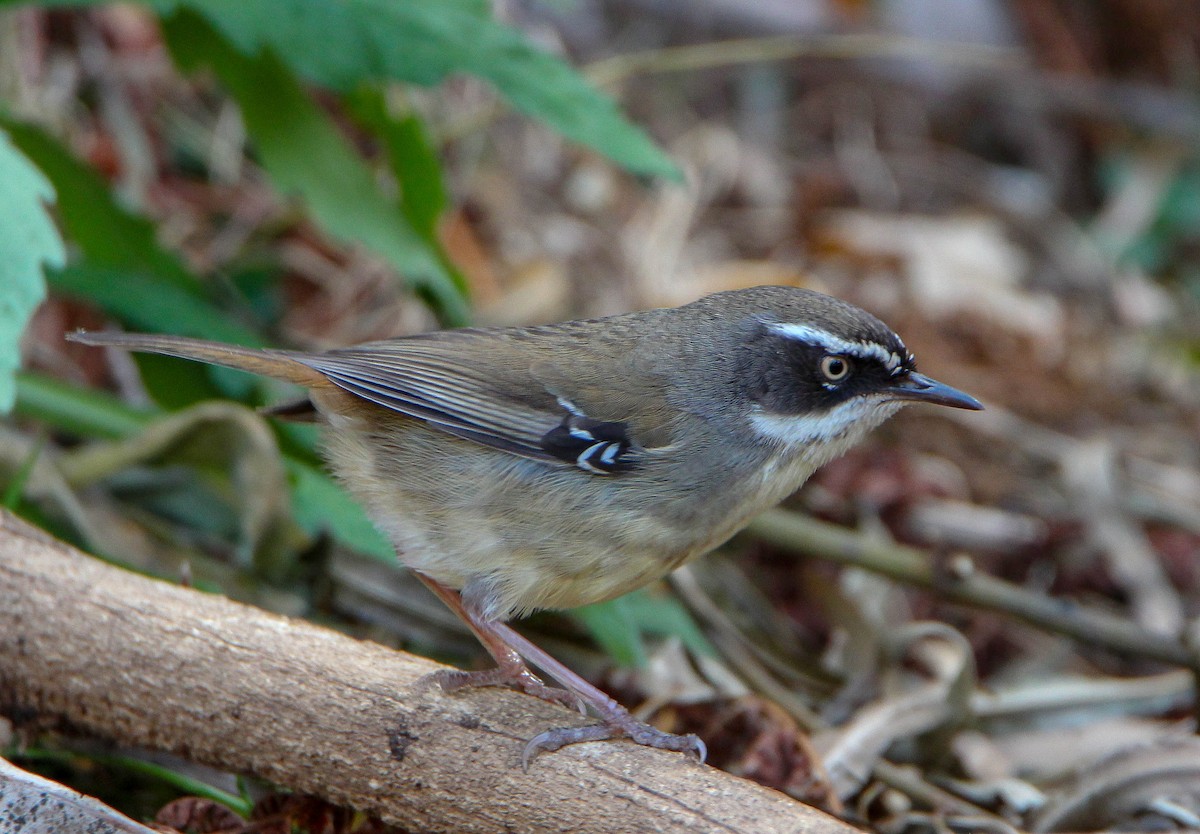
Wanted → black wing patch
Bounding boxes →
[540,412,638,474]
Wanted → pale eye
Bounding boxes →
[820,354,852,382]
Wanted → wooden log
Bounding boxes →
[0,511,853,834]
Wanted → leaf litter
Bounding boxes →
[6,2,1200,833]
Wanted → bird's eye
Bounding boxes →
[820,354,852,382]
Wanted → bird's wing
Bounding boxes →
[295,334,648,473]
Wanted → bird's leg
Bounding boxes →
[491,619,706,770]
[415,574,584,713]
[415,574,705,769]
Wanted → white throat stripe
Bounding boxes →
[769,322,904,372]
[750,399,902,447]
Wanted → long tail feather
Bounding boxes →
[66,331,328,387]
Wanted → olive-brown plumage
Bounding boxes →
[69,285,981,764]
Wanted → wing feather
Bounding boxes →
[295,344,591,465]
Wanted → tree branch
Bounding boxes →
[0,511,852,834]
[748,509,1200,672]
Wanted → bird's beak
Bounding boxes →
[889,372,983,410]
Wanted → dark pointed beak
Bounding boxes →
[890,372,983,410]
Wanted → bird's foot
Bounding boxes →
[430,666,586,714]
[409,576,704,769]
[521,712,706,771]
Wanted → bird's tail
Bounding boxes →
[66,331,329,388]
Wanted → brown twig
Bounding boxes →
[584,33,1024,88]
[747,509,1200,673]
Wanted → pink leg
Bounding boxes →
[416,574,706,769]
[416,574,583,713]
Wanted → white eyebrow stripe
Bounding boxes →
[768,322,905,372]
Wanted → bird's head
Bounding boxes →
[700,287,982,462]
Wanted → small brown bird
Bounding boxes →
[70,286,982,767]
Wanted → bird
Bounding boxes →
[68,285,982,767]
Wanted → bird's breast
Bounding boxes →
[314,407,824,620]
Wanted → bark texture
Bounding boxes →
[0,511,853,834]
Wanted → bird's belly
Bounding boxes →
[394,499,699,619]
[320,415,816,621]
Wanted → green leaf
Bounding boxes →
[620,587,715,658]
[0,128,66,413]
[50,264,266,346]
[162,10,471,326]
[345,87,448,244]
[573,595,647,668]
[0,118,197,289]
[343,86,468,297]
[152,0,679,180]
[2,119,253,406]
[0,1,677,178]
[3,103,443,400]
[14,371,154,440]
[10,749,252,819]
[574,588,715,669]
[3,434,46,509]
[15,369,393,564]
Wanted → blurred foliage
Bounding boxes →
[0,0,687,676]
[1116,158,1200,296]
[6,746,253,823]
[0,0,679,395]
[149,0,680,178]
[0,130,64,412]
[576,590,717,668]
[3,1,1200,830]
[161,8,471,325]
